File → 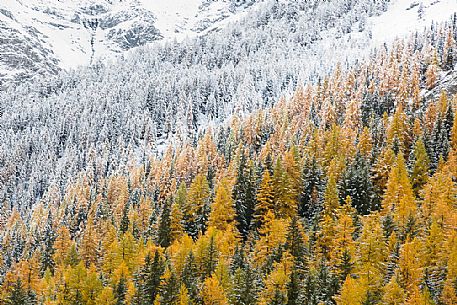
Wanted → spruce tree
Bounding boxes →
[40,212,56,275]
[5,279,31,305]
[115,275,127,305]
[231,266,259,305]
[181,252,199,303]
[144,250,165,304]
[269,288,287,305]
[287,269,302,305]
[160,272,180,305]
[120,203,130,234]
[233,152,257,240]
[285,216,307,273]
[299,158,323,221]
[340,153,376,215]
[158,199,172,248]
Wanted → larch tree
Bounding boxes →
[382,153,416,229]
[186,174,211,239]
[209,180,235,231]
[409,138,430,197]
[254,170,275,230]
[202,275,228,305]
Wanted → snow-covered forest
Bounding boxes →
[0,0,395,210]
[0,0,457,304]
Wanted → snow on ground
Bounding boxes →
[1,0,456,83]
[370,0,457,46]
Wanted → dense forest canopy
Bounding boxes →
[0,0,393,210]
[0,7,456,303]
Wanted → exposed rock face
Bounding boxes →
[0,0,256,87]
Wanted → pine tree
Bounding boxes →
[120,203,130,234]
[160,271,180,305]
[323,161,340,219]
[158,199,173,248]
[233,152,257,240]
[5,279,31,305]
[181,252,199,303]
[269,288,287,305]
[315,260,339,304]
[286,269,301,305]
[231,266,259,305]
[145,250,165,304]
[40,212,56,275]
[115,275,127,305]
[299,157,323,222]
[340,153,376,214]
[203,235,219,279]
[285,216,307,273]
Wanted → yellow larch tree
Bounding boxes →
[254,170,275,229]
[202,274,228,305]
[382,153,416,227]
[208,179,235,231]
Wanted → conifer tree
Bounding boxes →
[120,203,130,234]
[158,199,173,248]
[187,174,211,239]
[299,157,323,221]
[81,215,98,268]
[40,212,56,275]
[382,275,405,305]
[285,216,307,272]
[202,275,228,305]
[255,170,275,230]
[233,153,257,240]
[382,153,416,228]
[160,271,180,305]
[409,138,430,197]
[209,180,235,231]
[286,269,302,305]
[115,274,127,305]
[5,279,31,305]
[145,250,165,304]
[231,266,259,305]
[323,161,339,219]
[182,252,199,303]
[340,153,376,214]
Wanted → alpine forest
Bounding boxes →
[1,4,457,305]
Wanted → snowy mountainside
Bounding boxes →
[0,0,456,211]
[369,0,457,45]
[0,0,257,84]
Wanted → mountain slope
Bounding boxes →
[0,0,258,85]
[0,0,456,211]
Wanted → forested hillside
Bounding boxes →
[0,0,394,210]
[0,12,456,305]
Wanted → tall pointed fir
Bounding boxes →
[233,152,257,240]
[40,212,56,276]
[340,153,376,214]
